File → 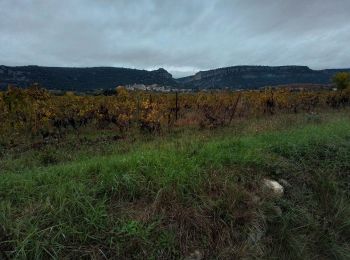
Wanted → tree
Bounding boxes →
[332,72,350,92]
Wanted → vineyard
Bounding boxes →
[1,85,349,146]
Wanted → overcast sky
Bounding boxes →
[1,0,349,77]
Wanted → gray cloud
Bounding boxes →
[1,0,349,77]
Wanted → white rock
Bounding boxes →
[262,179,284,197]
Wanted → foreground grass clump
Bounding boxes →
[0,113,350,259]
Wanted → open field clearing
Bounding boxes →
[1,110,349,259]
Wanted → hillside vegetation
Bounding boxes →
[0,66,175,91]
[1,65,350,91]
[178,66,350,90]
[1,111,349,259]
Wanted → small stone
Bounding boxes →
[278,179,291,188]
[185,250,203,260]
[262,179,284,197]
[272,206,282,217]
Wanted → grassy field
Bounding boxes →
[1,110,350,259]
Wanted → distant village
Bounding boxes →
[124,83,192,93]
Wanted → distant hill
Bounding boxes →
[176,66,350,89]
[1,65,350,91]
[0,65,177,91]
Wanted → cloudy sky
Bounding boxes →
[1,0,349,77]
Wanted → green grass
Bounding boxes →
[1,111,350,259]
